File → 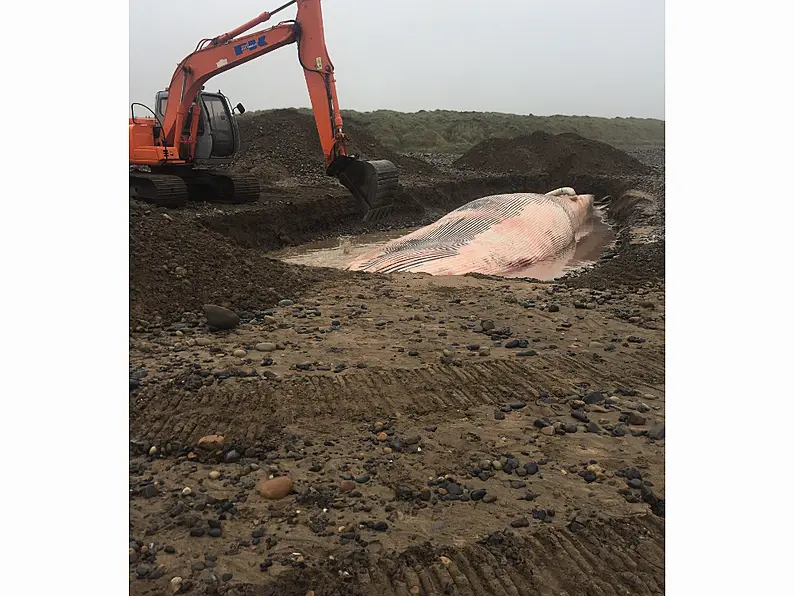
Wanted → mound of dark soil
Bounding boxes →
[129,202,339,325]
[567,240,665,289]
[453,131,652,178]
[232,109,437,182]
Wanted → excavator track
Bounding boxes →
[180,170,261,204]
[129,172,188,208]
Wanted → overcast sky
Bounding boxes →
[129,0,664,119]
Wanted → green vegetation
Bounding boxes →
[240,108,665,153]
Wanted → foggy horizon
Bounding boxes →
[130,0,664,120]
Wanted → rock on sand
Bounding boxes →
[203,305,240,330]
[258,476,293,500]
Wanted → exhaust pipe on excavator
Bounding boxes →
[330,156,399,223]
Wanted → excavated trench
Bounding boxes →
[196,172,657,281]
[130,171,663,327]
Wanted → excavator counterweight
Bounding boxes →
[128,0,398,222]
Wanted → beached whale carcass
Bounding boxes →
[346,188,595,277]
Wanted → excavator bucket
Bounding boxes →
[334,158,399,223]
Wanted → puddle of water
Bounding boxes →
[271,212,614,281]
[271,228,416,270]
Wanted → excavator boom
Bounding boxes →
[129,0,398,221]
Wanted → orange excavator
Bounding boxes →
[129,0,398,221]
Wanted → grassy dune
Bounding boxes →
[239,108,665,153]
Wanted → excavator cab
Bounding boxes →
[155,90,241,165]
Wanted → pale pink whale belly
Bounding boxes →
[347,191,595,277]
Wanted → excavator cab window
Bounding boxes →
[201,94,235,158]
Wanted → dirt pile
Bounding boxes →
[129,201,339,325]
[453,131,653,177]
[232,109,437,182]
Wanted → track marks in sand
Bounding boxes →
[230,514,664,596]
[131,348,664,444]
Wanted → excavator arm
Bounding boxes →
[157,0,397,221]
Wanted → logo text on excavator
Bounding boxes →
[234,35,267,56]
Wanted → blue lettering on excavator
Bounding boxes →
[234,35,267,56]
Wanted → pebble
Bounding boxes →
[628,412,648,425]
[584,391,604,404]
[588,341,604,349]
[494,411,506,420]
[540,426,555,436]
[372,521,389,531]
[649,422,665,440]
[208,471,221,480]
[195,338,212,347]
[141,484,158,498]
[233,349,247,358]
[340,480,356,493]
[258,476,293,500]
[203,305,240,330]
[505,339,529,349]
[470,488,487,501]
[571,410,589,422]
[222,573,233,582]
[524,462,539,475]
[492,460,503,471]
[548,304,560,313]
[170,577,183,594]
[478,346,491,356]
[623,467,642,480]
[516,349,538,357]
[255,342,276,352]
[278,299,294,307]
[198,435,225,450]
[510,518,530,528]
[376,432,388,441]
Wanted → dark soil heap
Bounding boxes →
[453,131,652,177]
[129,202,338,325]
[232,108,437,182]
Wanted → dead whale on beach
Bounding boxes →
[346,188,597,277]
